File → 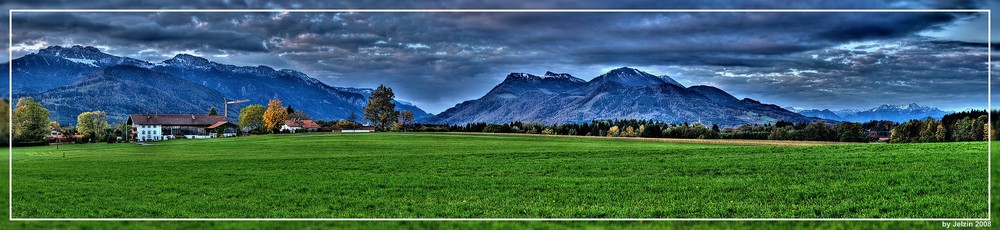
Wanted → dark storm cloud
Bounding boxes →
[0,0,993,113]
[11,13,268,53]
[110,25,268,52]
[695,37,989,110]
[10,13,116,32]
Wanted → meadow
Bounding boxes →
[0,132,993,228]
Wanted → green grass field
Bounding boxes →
[0,132,993,228]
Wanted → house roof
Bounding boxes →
[283,119,321,129]
[300,120,321,129]
[129,114,228,126]
[206,121,230,129]
[284,120,302,127]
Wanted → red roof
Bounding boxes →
[207,121,230,129]
[129,114,228,126]
[300,120,321,129]
[284,119,321,129]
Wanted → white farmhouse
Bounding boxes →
[127,114,236,141]
[280,119,321,133]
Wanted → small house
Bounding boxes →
[280,119,321,133]
[207,121,239,137]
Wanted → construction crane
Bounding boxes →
[224,99,250,117]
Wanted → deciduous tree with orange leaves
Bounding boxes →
[263,99,288,133]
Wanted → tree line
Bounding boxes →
[8,84,417,145]
[406,110,1000,143]
[888,110,998,143]
[237,84,416,134]
[13,97,146,145]
[421,119,867,142]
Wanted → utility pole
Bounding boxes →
[224,99,250,118]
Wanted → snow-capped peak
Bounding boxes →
[165,54,210,64]
[65,58,99,67]
[783,106,805,112]
[38,45,104,57]
[543,71,586,83]
[335,86,376,95]
[35,45,151,68]
[591,67,667,87]
[873,103,930,111]
[159,54,216,70]
[504,72,539,81]
[279,69,321,85]
[659,75,684,88]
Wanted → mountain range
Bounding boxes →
[3,45,432,125]
[787,103,950,123]
[2,46,952,127]
[426,67,825,126]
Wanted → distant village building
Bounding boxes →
[280,119,321,133]
[46,130,84,143]
[127,114,236,141]
[333,126,376,133]
[208,121,240,137]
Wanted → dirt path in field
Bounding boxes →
[447,132,855,146]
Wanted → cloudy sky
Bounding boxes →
[1,0,996,113]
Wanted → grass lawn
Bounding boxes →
[9,132,989,218]
[0,132,992,228]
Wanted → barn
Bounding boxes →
[128,114,236,141]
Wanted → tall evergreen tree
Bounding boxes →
[285,105,295,119]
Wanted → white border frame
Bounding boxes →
[6,8,993,222]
